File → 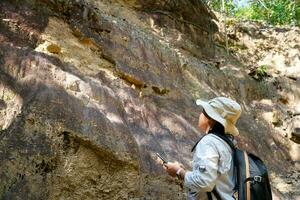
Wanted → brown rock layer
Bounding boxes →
[0,0,298,199]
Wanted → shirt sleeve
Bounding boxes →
[184,136,219,192]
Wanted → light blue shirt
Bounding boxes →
[184,134,236,200]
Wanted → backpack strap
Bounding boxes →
[191,132,235,152]
[207,187,222,200]
[209,132,236,151]
[243,151,251,200]
[191,135,205,152]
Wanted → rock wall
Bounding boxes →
[215,14,300,164]
[214,14,300,199]
[0,0,298,199]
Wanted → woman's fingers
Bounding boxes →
[174,161,185,170]
[161,162,185,178]
[163,163,168,170]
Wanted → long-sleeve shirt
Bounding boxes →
[184,134,236,200]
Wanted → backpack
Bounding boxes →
[207,132,273,200]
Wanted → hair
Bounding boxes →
[202,109,211,119]
[209,121,225,134]
[203,109,225,134]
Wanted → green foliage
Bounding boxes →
[203,0,236,14]
[250,65,269,81]
[248,65,269,81]
[256,65,268,77]
[202,0,299,25]
[234,6,255,20]
[247,0,298,25]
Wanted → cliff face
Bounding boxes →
[0,0,298,199]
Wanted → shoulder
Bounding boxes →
[199,134,224,145]
[195,134,233,174]
[197,134,232,153]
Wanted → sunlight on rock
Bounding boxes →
[106,112,124,125]
[290,143,300,163]
[150,17,161,34]
[258,53,286,73]
[0,86,23,130]
[35,17,115,79]
[1,0,299,199]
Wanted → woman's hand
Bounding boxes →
[164,161,185,177]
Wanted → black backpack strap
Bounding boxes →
[207,187,222,200]
[192,132,235,152]
[209,132,236,151]
[191,135,205,152]
[207,192,213,200]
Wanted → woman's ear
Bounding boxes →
[208,119,216,130]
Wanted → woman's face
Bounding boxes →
[198,112,213,134]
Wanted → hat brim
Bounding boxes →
[196,99,239,136]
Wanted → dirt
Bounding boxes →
[0,0,299,199]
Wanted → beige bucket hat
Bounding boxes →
[196,97,242,136]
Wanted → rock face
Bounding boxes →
[214,15,300,199]
[215,15,300,159]
[0,0,299,199]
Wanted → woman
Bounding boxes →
[164,97,242,200]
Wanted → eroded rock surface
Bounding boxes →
[0,0,299,199]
